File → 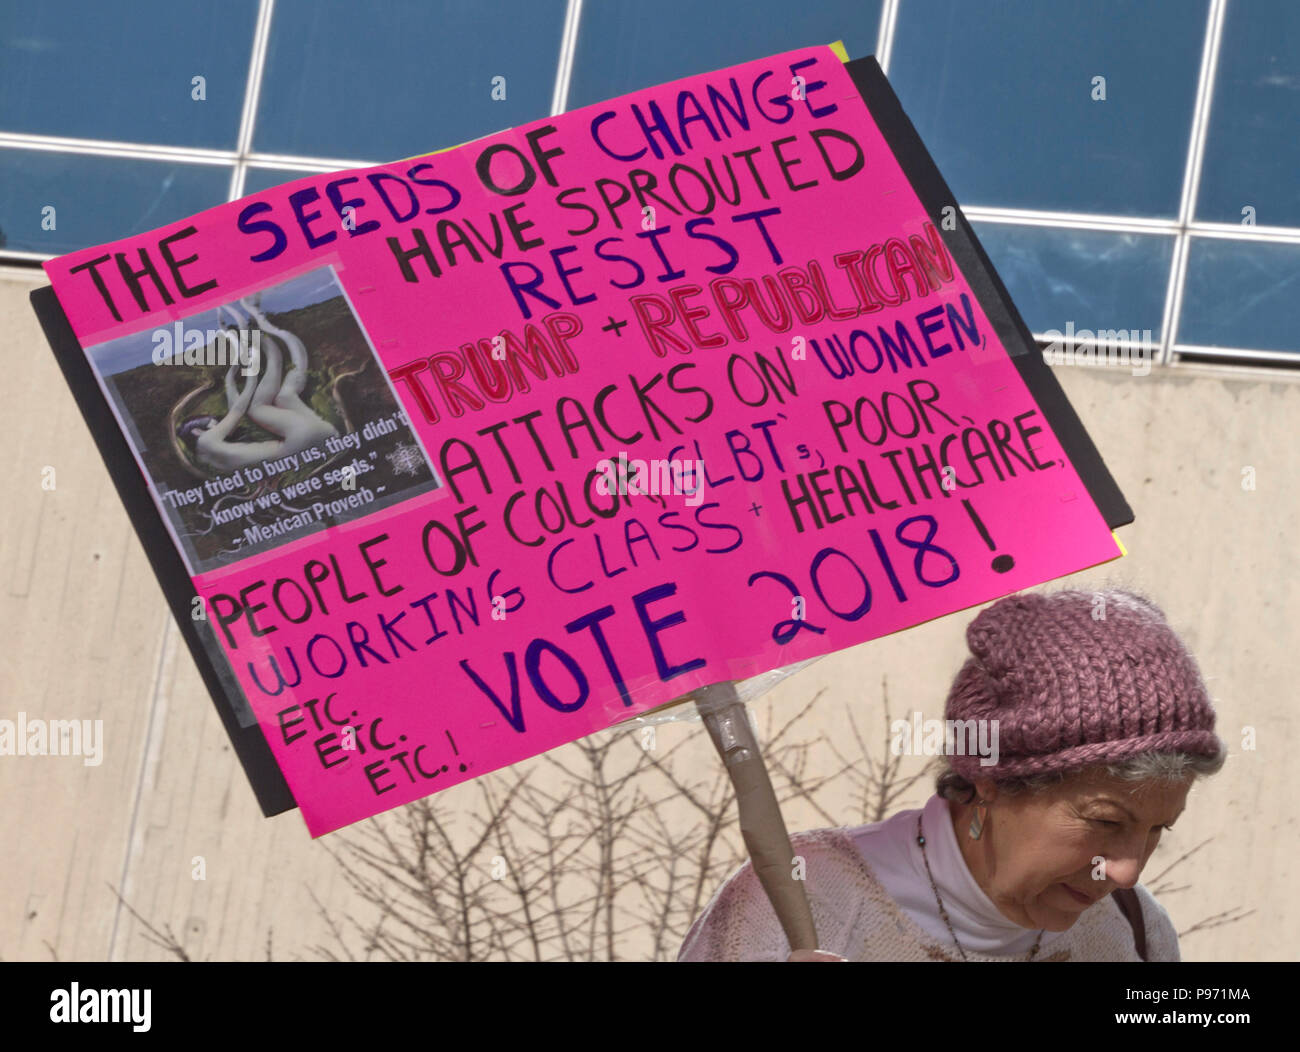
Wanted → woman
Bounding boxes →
[676,588,1226,962]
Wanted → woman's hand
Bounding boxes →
[786,948,848,961]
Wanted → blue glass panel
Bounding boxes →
[0,150,231,255]
[1196,0,1300,228]
[241,166,335,196]
[0,0,257,148]
[970,221,1173,339]
[567,0,882,108]
[889,0,1207,217]
[1179,238,1300,353]
[254,0,567,161]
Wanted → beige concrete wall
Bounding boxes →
[2,265,1295,962]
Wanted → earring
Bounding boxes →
[969,799,987,840]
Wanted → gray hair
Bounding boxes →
[935,749,1226,804]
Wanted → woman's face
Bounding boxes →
[956,768,1192,932]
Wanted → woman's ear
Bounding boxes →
[972,777,998,804]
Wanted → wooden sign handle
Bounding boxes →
[692,680,819,954]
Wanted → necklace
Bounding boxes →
[915,812,1044,962]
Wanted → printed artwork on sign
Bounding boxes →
[82,265,440,573]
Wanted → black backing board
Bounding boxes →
[29,283,296,818]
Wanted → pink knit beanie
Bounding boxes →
[943,588,1225,780]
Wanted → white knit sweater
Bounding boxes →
[677,795,1180,962]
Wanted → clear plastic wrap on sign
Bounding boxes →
[613,658,824,731]
[32,37,1129,841]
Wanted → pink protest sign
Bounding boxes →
[39,46,1126,836]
